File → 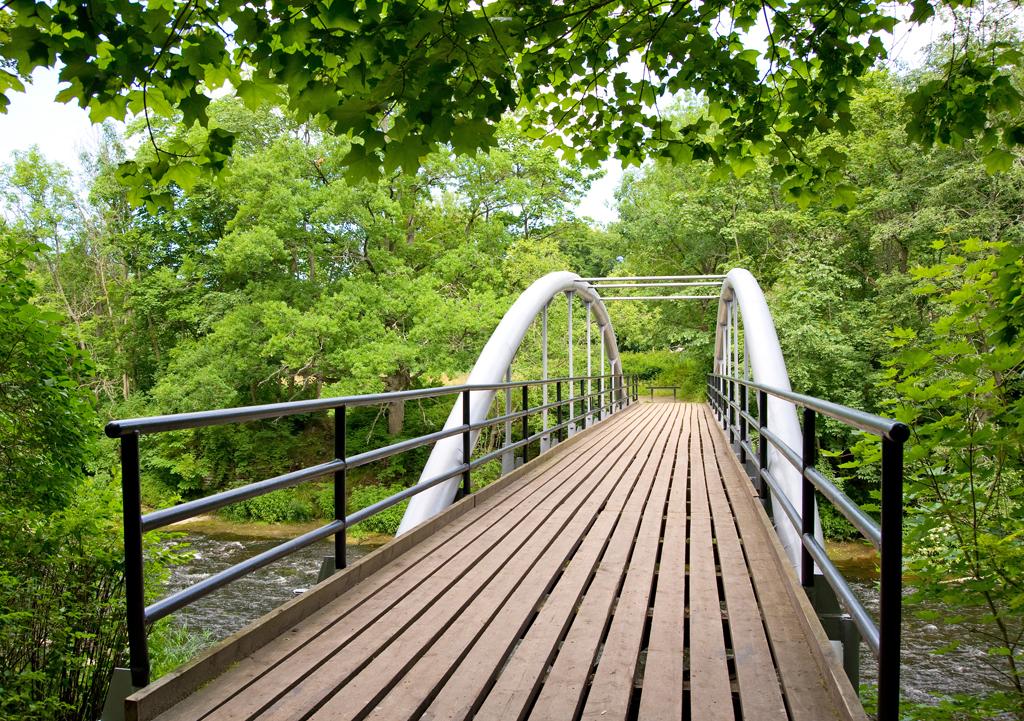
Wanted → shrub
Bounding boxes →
[220,488,314,523]
[347,483,410,536]
[619,349,706,400]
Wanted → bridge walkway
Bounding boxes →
[136,403,863,721]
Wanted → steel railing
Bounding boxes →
[707,373,909,721]
[107,373,641,687]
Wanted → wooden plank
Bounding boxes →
[244,405,669,721]
[151,405,652,721]
[687,406,734,721]
[635,403,692,721]
[499,407,681,721]
[468,405,684,721]
[370,403,679,721]
[704,405,866,721]
[333,405,681,721]
[697,408,788,721]
[579,404,684,720]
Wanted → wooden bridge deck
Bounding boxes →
[132,403,864,721]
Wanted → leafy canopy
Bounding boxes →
[1,0,1021,201]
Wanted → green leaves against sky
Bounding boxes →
[1,0,1021,204]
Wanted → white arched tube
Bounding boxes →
[713,268,823,572]
[397,272,623,534]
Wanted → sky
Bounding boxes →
[0,15,945,225]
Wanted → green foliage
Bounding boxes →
[619,350,707,401]
[346,483,410,537]
[0,229,96,512]
[149,622,212,680]
[221,489,315,524]
[2,0,1020,204]
[0,479,125,721]
[855,239,1024,714]
[0,232,126,721]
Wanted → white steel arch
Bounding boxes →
[397,271,624,534]
[713,268,823,571]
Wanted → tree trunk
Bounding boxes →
[388,399,405,436]
[384,368,412,435]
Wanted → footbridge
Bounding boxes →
[104,271,908,721]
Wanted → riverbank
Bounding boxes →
[166,513,393,546]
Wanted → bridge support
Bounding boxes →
[101,668,137,721]
[810,575,862,689]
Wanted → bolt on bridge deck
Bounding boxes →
[132,402,864,721]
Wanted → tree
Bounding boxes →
[0,230,127,721]
[1,0,1020,204]
[867,239,1024,720]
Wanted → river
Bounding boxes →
[163,529,1004,706]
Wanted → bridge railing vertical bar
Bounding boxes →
[579,379,586,423]
[542,303,548,447]
[334,406,347,569]
[566,291,574,436]
[738,384,748,465]
[521,384,530,464]
[119,431,149,688]
[586,302,592,426]
[878,438,904,721]
[709,373,909,721]
[728,377,735,445]
[556,381,564,442]
[462,390,472,496]
[758,389,769,500]
[800,407,816,588]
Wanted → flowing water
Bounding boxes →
[162,527,379,642]
[832,543,1007,705]
[163,531,1007,705]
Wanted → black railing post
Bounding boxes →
[556,381,563,441]
[720,376,728,430]
[462,390,472,496]
[739,383,748,464]
[334,405,347,569]
[758,389,769,500]
[728,377,736,444]
[521,384,530,463]
[800,407,816,588]
[579,379,585,426]
[878,437,904,721]
[120,431,150,688]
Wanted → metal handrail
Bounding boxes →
[111,373,641,687]
[104,375,622,437]
[707,372,907,721]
